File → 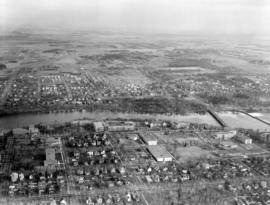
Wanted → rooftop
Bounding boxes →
[148,145,172,160]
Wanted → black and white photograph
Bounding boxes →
[0,0,270,204]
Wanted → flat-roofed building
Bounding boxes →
[106,121,135,132]
[215,130,237,140]
[219,141,238,150]
[44,148,58,166]
[93,122,105,133]
[12,128,29,136]
[148,145,173,162]
[141,133,158,145]
[126,133,139,140]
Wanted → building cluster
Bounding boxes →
[0,118,269,204]
[0,125,67,198]
[133,158,253,185]
[136,163,191,184]
[64,131,132,191]
[84,192,142,205]
[6,70,39,110]
[243,157,270,177]
[66,133,110,148]
[199,159,253,180]
[40,74,69,106]
[227,180,270,205]
[3,66,270,115]
[5,130,66,196]
[8,170,65,196]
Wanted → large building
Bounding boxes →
[141,133,158,145]
[219,141,238,150]
[12,128,29,136]
[93,122,105,133]
[44,148,58,166]
[148,145,173,162]
[214,130,237,140]
[106,121,136,132]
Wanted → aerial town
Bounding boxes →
[0,116,270,205]
[0,30,270,205]
[1,0,270,205]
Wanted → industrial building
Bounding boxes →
[44,148,57,166]
[148,145,173,162]
[219,141,238,150]
[93,121,105,132]
[106,121,136,132]
[141,133,158,145]
[12,128,29,136]
[214,129,237,140]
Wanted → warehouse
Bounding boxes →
[219,141,238,150]
[106,121,136,132]
[141,132,158,145]
[214,129,237,140]
[148,145,173,162]
[44,148,58,166]
[93,121,105,132]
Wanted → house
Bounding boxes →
[141,133,158,145]
[148,145,173,162]
[236,134,252,144]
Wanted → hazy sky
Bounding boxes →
[1,0,270,35]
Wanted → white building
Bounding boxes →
[215,130,237,140]
[141,133,158,145]
[44,148,58,166]
[148,145,173,162]
[219,141,238,149]
[93,122,105,132]
[106,121,136,132]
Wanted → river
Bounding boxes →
[1,110,270,131]
[0,111,219,128]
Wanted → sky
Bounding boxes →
[1,0,270,35]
